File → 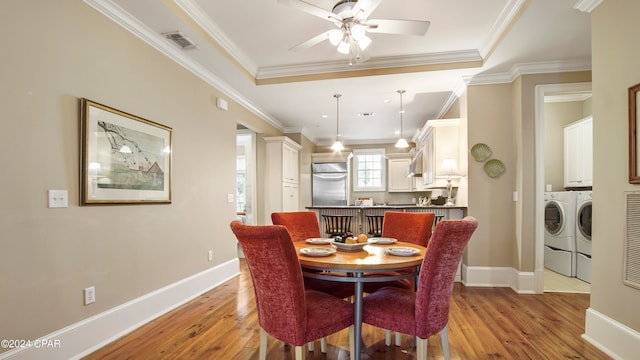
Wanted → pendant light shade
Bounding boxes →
[331,94,344,151]
[395,89,409,148]
[395,138,409,148]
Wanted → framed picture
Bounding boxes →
[630,83,640,184]
[80,98,172,204]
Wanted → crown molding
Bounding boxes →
[545,93,592,103]
[479,0,529,58]
[436,59,591,119]
[467,58,592,86]
[82,0,284,133]
[256,50,483,80]
[173,0,258,76]
[573,0,604,13]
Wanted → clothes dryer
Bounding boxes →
[544,191,577,277]
[576,191,592,283]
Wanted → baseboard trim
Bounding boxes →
[583,307,640,360]
[0,258,240,360]
[462,265,536,293]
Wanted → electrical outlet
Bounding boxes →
[84,286,95,305]
[208,250,213,261]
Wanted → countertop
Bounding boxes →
[305,204,467,210]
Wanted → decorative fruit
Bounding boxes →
[357,234,368,243]
[334,236,345,243]
[345,237,357,244]
[341,232,354,241]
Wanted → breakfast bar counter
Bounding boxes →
[305,205,466,236]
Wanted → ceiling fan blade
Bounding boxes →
[366,19,430,36]
[351,0,383,18]
[289,30,333,51]
[278,0,341,22]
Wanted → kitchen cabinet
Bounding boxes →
[387,154,413,192]
[416,119,460,188]
[564,116,592,188]
[264,136,302,221]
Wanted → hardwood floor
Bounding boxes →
[84,260,609,359]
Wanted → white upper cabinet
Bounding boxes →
[564,116,593,188]
[387,154,413,192]
[264,136,302,221]
[415,119,460,188]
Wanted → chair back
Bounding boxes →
[366,215,384,237]
[322,215,353,237]
[381,212,436,246]
[271,211,321,242]
[229,221,307,345]
[414,216,478,338]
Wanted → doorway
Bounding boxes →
[535,82,592,294]
[236,130,257,225]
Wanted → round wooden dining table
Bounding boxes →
[294,240,426,359]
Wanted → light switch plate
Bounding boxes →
[227,193,234,203]
[48,190,68,208]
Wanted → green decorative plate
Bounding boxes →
[470,143,492,162]
[484,159,505,178]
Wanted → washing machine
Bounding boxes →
[576,191,592,283]
[544,191,577,277]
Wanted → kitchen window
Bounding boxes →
[353,149,386,191]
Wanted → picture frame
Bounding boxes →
[630,83,640,184]
[80,98,172,204]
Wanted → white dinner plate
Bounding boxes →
[300,247,336,257]
[385,246,420,257]
[368,237,397,244]
[305,238,333,245]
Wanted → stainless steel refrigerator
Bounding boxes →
[312,162,349,206]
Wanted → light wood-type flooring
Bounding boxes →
[84,260,609,359]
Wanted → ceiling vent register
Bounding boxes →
[163,31,197,50]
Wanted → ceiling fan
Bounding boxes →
[279,0,430,63]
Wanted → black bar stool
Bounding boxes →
[322,215,353,237]
[366,215,384,237]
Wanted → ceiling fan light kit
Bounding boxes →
[280,0,430,63]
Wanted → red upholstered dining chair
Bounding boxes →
[230,221,354,360]
[361,217,478,360]
[363,211,436,294]
[363,211,436,346]
[271,211,324,242]
[381,211,436,247]
[271,211,355,300]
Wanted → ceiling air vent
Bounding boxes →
[162,31,197,50]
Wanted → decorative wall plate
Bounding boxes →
[470,143,492,162]
[484,159,506,178]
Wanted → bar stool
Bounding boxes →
[366,215,384,237]
[322,215,353,237]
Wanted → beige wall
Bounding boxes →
[466,83,516,267]
[0,0,272,346]
[591,0,640,332]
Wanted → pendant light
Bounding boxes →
[395,90,409,148]
[331,94,344,151]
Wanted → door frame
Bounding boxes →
[534,82,592,293]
